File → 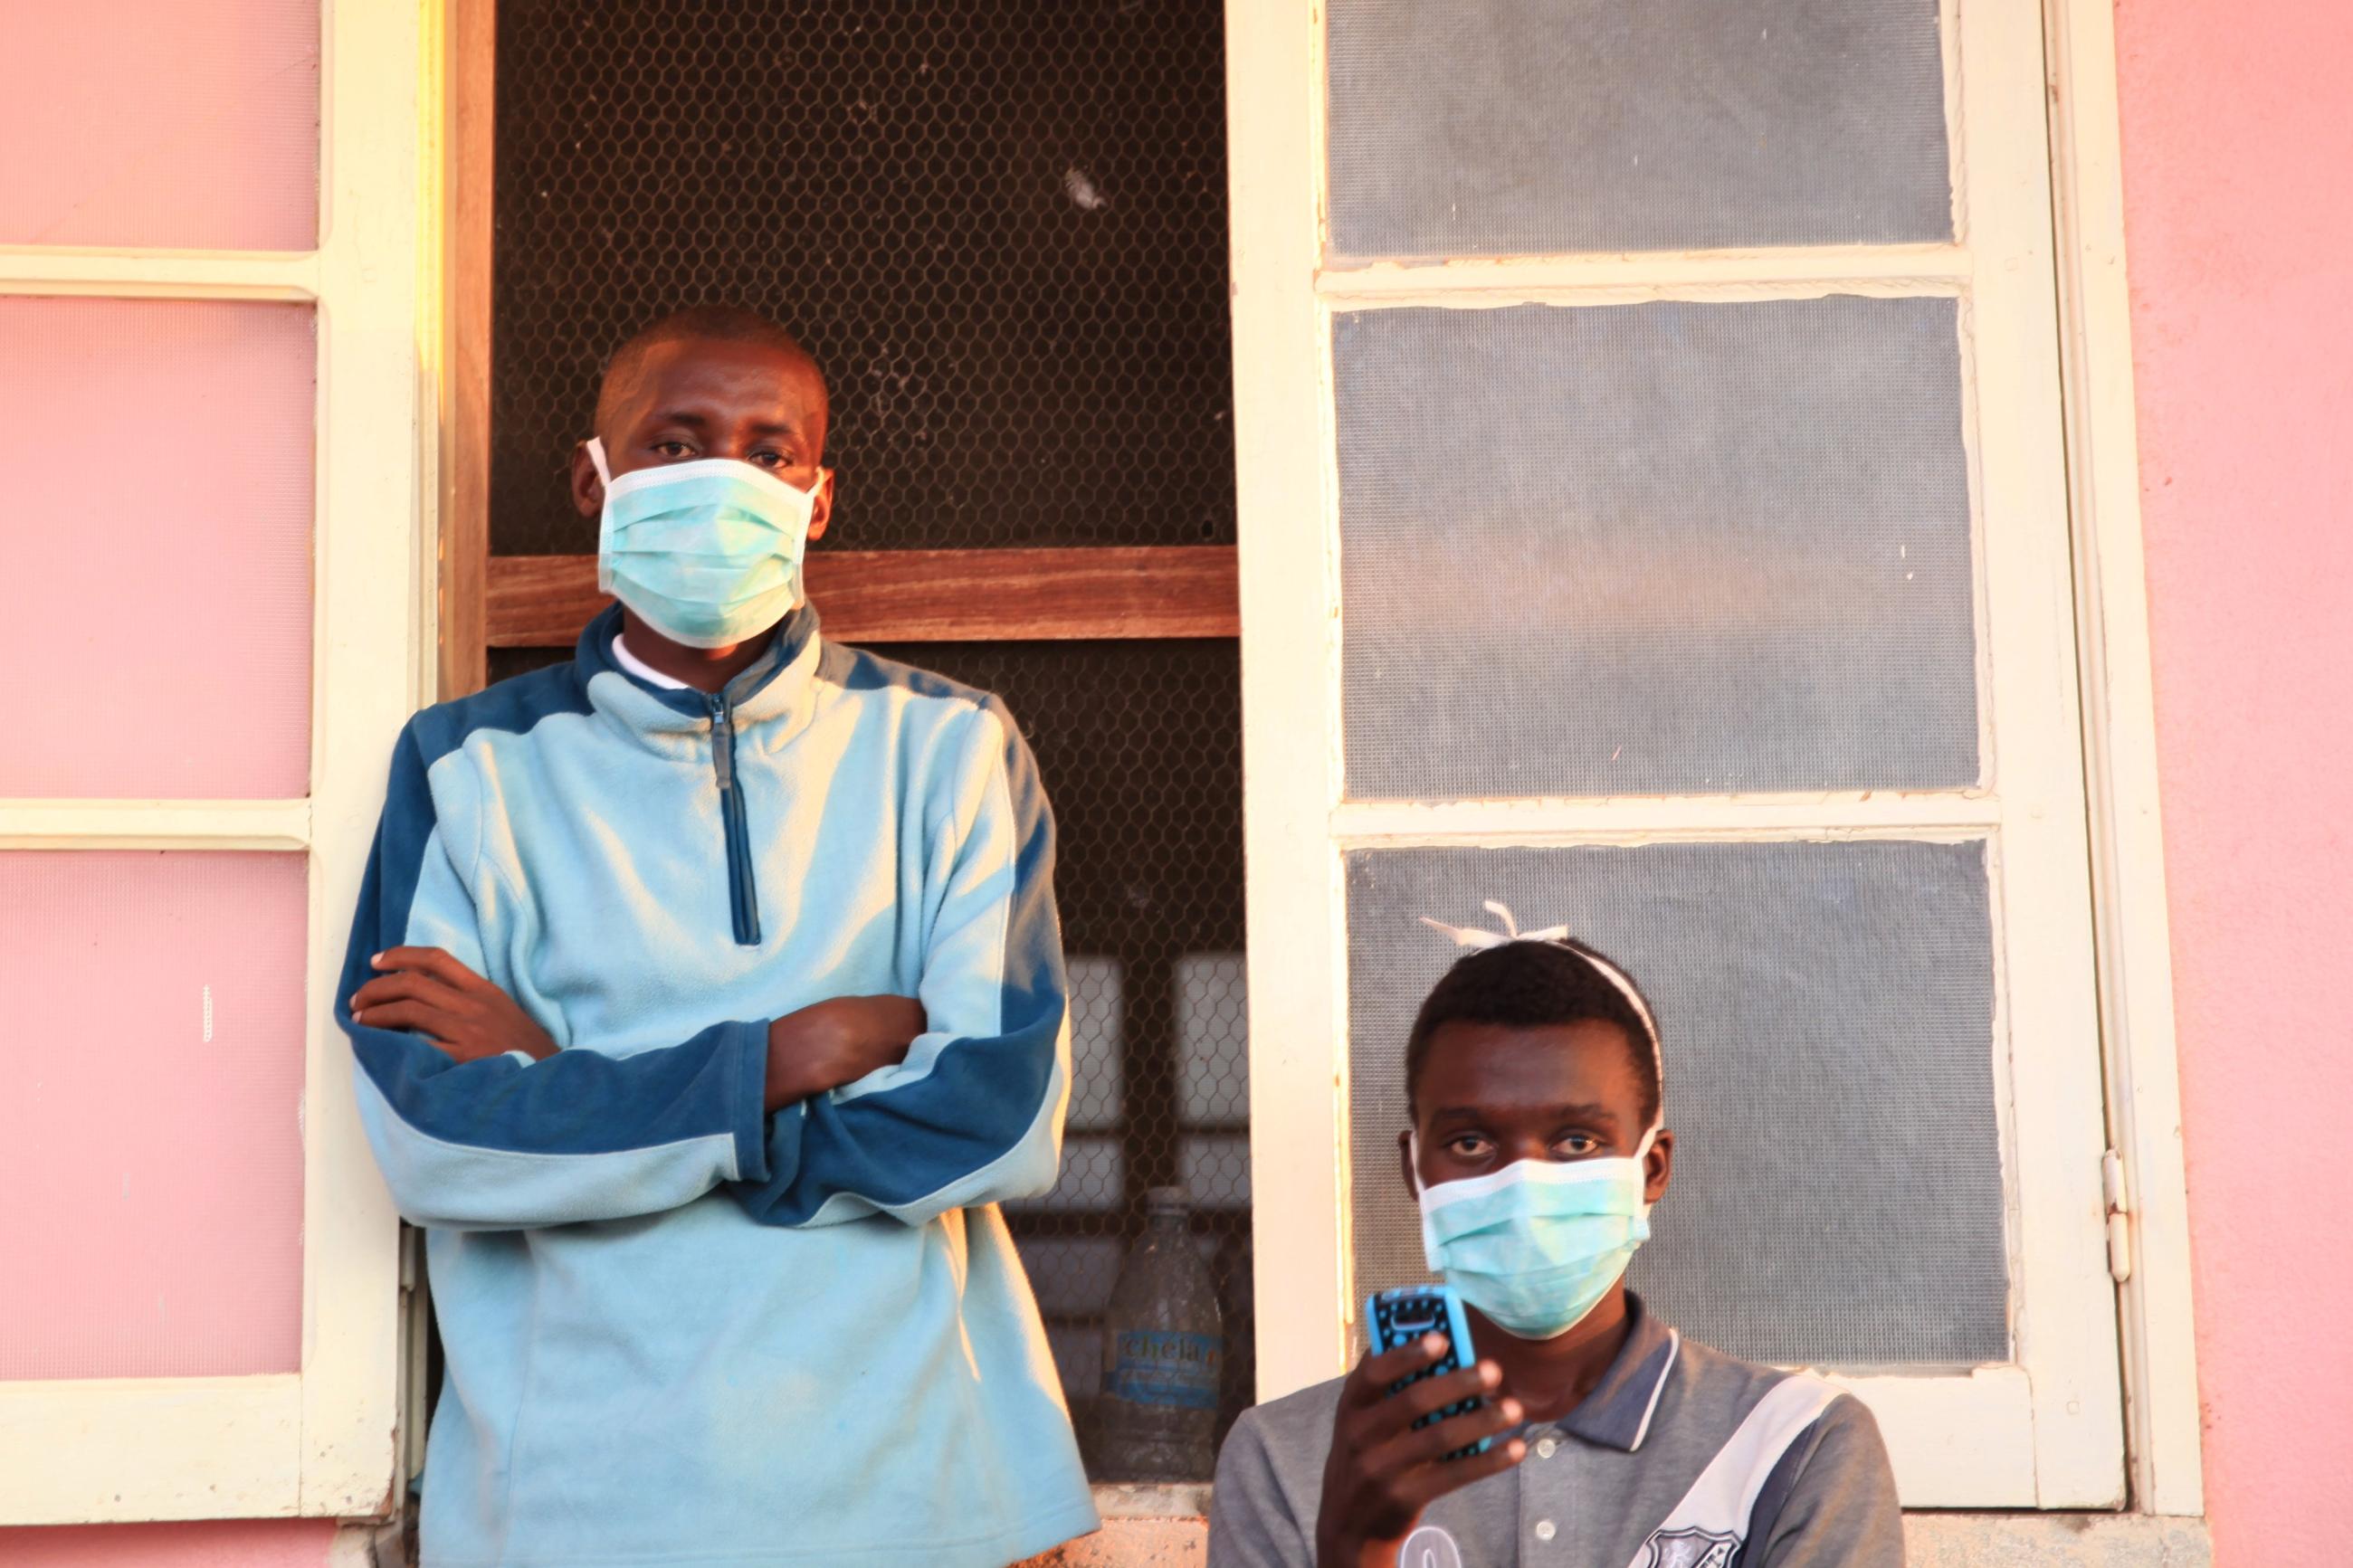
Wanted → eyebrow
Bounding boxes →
[649,411,805,442]
[1429,1103,1622,1125]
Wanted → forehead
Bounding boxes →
[1415,1018,1645,1117]
[612,336,826,430]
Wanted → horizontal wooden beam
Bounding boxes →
[487,546,1240,647]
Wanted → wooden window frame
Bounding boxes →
[0,0,432,1522]
[1226,0,2199,1516]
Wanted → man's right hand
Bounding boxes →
[763,996,927,1112]
[1313,1335,1527,1568]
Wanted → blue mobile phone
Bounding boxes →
[1365,1284,1492,1459]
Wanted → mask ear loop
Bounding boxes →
[586,437,624,596]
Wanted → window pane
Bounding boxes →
[1327,0,1950,257]
[0,851,308,1379]
[1338,299,1977,800]
[0,0,319,249]
[1347,841,2007,1367]
[0,299,314,800]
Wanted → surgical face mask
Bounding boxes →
[588,437,824,650]
[1415,1129,1658,1340]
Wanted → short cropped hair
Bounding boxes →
[1404,938,1662,1127]
[594,305,827,439]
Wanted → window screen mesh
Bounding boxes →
[485,639,1254,1441]
[1346,841,2009,1368]
[490,0,1234,556]
[887,641,1253,1449]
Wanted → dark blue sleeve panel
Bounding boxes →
[339,717,771,1231]
[729,698,1070,1229]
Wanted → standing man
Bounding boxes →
[339,306,1097,1567]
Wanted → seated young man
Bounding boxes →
[1211,926,1902,1567]
[337,306,1096,1567]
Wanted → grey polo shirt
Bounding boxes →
[1209,1297,1902,1567]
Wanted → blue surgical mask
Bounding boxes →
[1415,1130,1658,1340]
[588,437,824,649]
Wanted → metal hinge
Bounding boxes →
[2102,1148,2134,1284]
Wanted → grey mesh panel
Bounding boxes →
[1326,0,1952,258]
[1336,299,1979,800]
[1347,841,2009,1367]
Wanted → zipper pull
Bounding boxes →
[708,693,734,790]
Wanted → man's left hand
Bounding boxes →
[350,946,558,1064]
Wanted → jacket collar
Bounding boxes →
[574,601,825,743]
[1559,1293,1682,1453]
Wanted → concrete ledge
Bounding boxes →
[1092,1482,1216,1519]
[1903,1514,2212,1565]
[1022,1516,1206,1566]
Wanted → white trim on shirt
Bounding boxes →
[613,632,690,690]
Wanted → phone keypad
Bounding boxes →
[1370,1291,1488,1460]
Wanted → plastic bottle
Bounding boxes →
[1092,1186,1225,1480]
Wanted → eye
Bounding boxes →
[651,441,695,461]
[1443,1132,1495,1159]
[749,449,788,469]
[1550,1132,1604,1159]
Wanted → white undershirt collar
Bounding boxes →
[612,632,690,690]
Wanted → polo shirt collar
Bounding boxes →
[1559,1293,1682,1453]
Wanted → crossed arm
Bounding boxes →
[343,698,1070,1233]
[348,945,924,1114]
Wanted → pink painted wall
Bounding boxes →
[0,1521,337,1567]
[0,852,310,1382]
[5,5,2349,1563]
[2114,0,2353,1563]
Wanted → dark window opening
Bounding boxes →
[485,0,1247,1467]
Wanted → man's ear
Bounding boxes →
[1396,1126,1418,1198]
[805,469,834,544]
[1642,1127,1674,1204]
[569,441,605,519]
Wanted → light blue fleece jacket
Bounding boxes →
[338,603,1096,1568]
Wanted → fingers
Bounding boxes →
[354,998,468,1040]
[371,946,488,992]
[1367,1394,1524,1475]
[1344,1335,1449,1408]
[1381,1362,1501,1428]
[1397,1434,1526,1507]
[350,970,469,1015]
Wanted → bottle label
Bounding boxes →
[1108,1330,1223,1409]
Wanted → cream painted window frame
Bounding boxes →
[1226,0,2192,1513]
[2043,0,2203,1520]
[0,0,436,1523]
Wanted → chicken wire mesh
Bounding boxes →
[490,0,1235,556]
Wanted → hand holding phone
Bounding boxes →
[1311,1288,1527,1568]
[1366,1287,1493,1459]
